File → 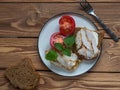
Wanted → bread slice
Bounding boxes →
[74,27,104,60]
[45,48,81,71]
[97,30,104,48]
[5,58,40,90]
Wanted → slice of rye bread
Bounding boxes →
[5,58,40,90]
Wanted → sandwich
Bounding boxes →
[50,52,81,71]
[75,27,104,60]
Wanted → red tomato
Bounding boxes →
[59,15,75,36]
[50,32,65,48]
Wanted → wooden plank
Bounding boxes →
[0,38,120,72]
[0,70,120,90]
[0,0,120,3]
[0,38,47,70]
[0,3,119,37]
[92,39,120,72]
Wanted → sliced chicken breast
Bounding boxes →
[75,27,102,60]
[51,52,81,71]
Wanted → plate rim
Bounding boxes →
[37,12,102,76]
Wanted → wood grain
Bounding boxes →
[0,3,119,37]
[0,38,120,72]
[0,1,119,90]
[0,0,120,3]
[0,38,47,70]
[0,70,120,90]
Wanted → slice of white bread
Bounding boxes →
[74,27,104,60]
[5,58,40,90]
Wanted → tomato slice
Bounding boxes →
[59,15,75,36]
[50,32,65,49]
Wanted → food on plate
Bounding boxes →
[59,15,75,36]
[51,52,81,71]
[5,58,40,90]
[50,32,65,49]
[75,27,104,60]
[45,15,104,71]
[46,35,81,71]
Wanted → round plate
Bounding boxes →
[38,12,101,76]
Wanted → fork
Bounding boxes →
[80,0,119,42]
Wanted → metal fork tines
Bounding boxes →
[80,0,119,42]
[80,0,93,14]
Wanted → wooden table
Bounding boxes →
[0,0,120,90]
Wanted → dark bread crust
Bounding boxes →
[97,30,104,48]
[5,58,40,90]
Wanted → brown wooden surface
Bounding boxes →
[0,71,120,90]
[0,38,120,72]
[0,1,120,90]
[0,3,120,38]
[0,0,120,2]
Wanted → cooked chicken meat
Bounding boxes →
[75,27,100,60]
[46,27,104,71]
[51,52,81,70]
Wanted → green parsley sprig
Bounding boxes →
[45,50,58,61]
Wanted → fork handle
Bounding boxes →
[92,15,119,42]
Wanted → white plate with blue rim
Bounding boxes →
[38,12,102,76]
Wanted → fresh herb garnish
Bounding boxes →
[53,36,75,56]
[45,50,58,61]
[64,36,75,48]
[54,43,63,51]
[62,48,71,56]
[45,35,75,61]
